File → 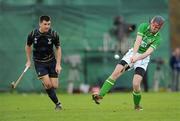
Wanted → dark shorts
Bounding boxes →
[34,59,58,78]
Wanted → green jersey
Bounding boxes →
[137,23,161,53]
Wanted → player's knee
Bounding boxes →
[133,81,141,91]
[53,84,59,89]
[111,64,124,79]
[133,83,140,91]
[111,72,119,80]
[133,88,141,92]
[44,83,53,89]
[133,78,142,91]
[119,60,130,71]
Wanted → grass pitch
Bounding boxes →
[0,92,180,121]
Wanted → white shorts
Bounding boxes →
[121,48,150,71]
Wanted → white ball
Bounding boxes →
[114,54,120,59]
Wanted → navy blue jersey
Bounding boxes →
[27,28,60,62]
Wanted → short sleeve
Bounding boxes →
[26,31,34,46]
[137,23,148,36]
[53,31,61,48]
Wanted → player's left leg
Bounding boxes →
[132,67,145,111]
[50,77,62,110]
[50,77,59,89]
[48,59,62,110]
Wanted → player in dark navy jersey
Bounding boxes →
[25,15,62,110]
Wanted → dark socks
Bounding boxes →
[46,88,60,105]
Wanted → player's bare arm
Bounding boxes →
[131,47,154,63]
[133,35,143,54]
[55,46,62,74]
[130,35,143,63]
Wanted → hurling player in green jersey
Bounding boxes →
[92,16,164,111]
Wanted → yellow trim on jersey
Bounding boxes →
[34,56,54,62]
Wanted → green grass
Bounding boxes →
[0,92,180,121]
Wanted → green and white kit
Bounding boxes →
[121,23,161,71]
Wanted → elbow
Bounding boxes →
[25,45,29,49]
[25,45,28,51]
[146,48,154,55]
[25,45,32,52]
[57,46,61,50]
[144,52,151,58]
[147,51,152,55]
[57,47,61,52]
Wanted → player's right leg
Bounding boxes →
[92,60,130,104]
[92,49,133,104]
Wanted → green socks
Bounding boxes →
[99,77,115,97]
[133,91,141,106]
[98,77,142,106]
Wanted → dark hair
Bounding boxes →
[39,15,51,23]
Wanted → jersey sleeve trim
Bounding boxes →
[150,45,156,49]
[137,32,143,36]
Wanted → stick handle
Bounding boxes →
[14,66,29,88]
[14,72,25,88]
[24,66,29,72]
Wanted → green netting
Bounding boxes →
[0,0,170,92]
